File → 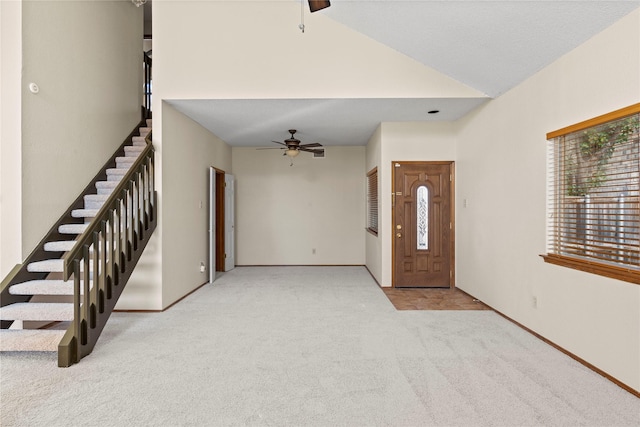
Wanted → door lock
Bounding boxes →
[396,224,402,230]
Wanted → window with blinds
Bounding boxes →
[367,167,378,235]
[543,104,640,284]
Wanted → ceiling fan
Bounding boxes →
[260,129,324,160]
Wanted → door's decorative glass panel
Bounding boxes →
[417,185,428,250]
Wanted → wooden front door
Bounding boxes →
[393,162,453,288]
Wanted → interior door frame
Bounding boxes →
[209,167,216,284]
[224,173,235,272]
[391,161,456,288]
[209,167,228,283]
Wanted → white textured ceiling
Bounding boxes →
[168,98,488,147]
[326,0,640,98]
[168,1,640,147]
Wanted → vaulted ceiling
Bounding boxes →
[168,1,640,147]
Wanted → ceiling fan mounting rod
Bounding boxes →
[299,1,331,33]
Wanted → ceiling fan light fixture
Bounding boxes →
[285,149,300,158]
[309,0,330,13]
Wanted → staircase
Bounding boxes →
[0,119,156,366]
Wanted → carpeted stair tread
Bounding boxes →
[132,136,147,145]
[72,208,100,218]
[139,127,151,136]
[84,194,110,203]
[0,329,66,352]
[124,146,144,156]
[27,259,63,273]
[9,280,83,296]
[96,181,119,195]
[0,303,74,321]
[106,174,124,182]
[44,241,77,252]
[116,156,136,163]
[59,223,89,235]
[96,181,118,189]
[84,194,109,209]
[115,157,137,168]
[106,168,129,177]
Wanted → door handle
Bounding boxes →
[396,233,402,238]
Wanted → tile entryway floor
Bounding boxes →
[382,287,492,310]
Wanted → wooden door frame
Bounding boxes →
[391,161,456,288]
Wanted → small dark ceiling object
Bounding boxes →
[428,110,440,114]
[309,0,331,13]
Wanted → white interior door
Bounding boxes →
[224,174,235,271]
[209,167,216,283]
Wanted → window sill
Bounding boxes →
[540,254,640,285]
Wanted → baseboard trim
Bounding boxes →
[236,264,365,267]
[364,266,382,287]
[488,306,639,397]
[114,281,209,313]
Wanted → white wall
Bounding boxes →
[0,0,22,278]
[162,103,231,307]
[152,2,483,102]
[455,9,640,391]
[21,0,143,254]
[365,126,382,283]
[379,122,458,287]
[118,102,232,310]
[232,146,365,265]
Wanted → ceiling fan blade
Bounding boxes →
[271,140,287,146]
[299,147,324,154]
[256,147,284,150]
[299,142,322,148]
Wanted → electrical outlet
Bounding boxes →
[532,296,538,308]
[312,248,316,255]
[200,262,206,273]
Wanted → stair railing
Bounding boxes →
[1,119,152,327]
[143,50,152,119]
[57,130,156,367]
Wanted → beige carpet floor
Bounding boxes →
[1,266,638,426]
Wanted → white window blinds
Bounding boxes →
[367,168,378,235]
[544,104,640,283]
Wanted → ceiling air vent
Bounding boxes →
[313,149,325,159]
